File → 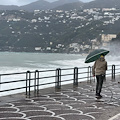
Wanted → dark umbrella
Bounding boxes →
[85,49,109,63]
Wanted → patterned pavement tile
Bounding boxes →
[58,100,85,104]
[60,91,81,96]
[0,107,19,112]
[32,97,55,102]
[78,107,104,113]
[58,113,95,120]
[0,118,30,120]
[0,112,25,118]
[53,97,76,101]
[69,103,95,109]
[23,110,54,117]
[0,103,13,107]
[27,116,65,120]
[86,112,103,119]
[36,101,62,105]
[42,104,72,110]
[1,80,120,120]
[51,109,82,115]
[11,102,37,106]
[18,106,45,111]
[47,94,68,98]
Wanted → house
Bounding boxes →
[91,39,100,50]
[69,43,80,53]
[101,34,117,47]
[101,34,116,42]
[35,47,41,51]
[31,19,37,23]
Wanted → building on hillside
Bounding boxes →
[101,34,116,47]
[101,34,117,50]
[101,34,116,42]
[69,43,80,53]
[91,39,100,50]
[102,8,116,12]
[35,47,41,51]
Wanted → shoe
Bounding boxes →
[96,95,102,99]
[95,93,99,96]
[95,95,100,98]
[99,95,102,98]
[95,93,100,96]
[95,93,102,98]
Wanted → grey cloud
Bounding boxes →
[0,0,38,5]
[17,0,37,3]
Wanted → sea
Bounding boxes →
[0,52,88,74]
[0,52,119,96]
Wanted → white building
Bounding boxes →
[69,43,80,53]
[101,34,117,47]
[31,19,37,23]
[35,47,41,51]
[101,34,116,42]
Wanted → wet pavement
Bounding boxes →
[0,77,120,120]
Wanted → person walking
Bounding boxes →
[92,54,107,98]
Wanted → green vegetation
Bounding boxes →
[0,8,119,53]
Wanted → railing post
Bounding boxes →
[112,65,115,80]
[34,70,39,97]
[26,71,31,98]
[73,67,78,87]
[26,71,28,97]
[28,71,31,98]
[0,75,1,92]
[90,66,92,82]
[55,68,61,90]
[37,70,40,96]
[87,66,92,83]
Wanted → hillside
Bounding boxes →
[83,0,120,9]
[0,0,120,12]
[0,7,120,53]
[53,2,83,11]
[20,0,50,11]
[0,0,120,53]
[0,0,82,12]
[0,5,19,10]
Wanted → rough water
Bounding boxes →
[0,52,87,73]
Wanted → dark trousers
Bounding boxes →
[96,74,105,95]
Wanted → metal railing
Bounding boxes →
[0,64,120,98]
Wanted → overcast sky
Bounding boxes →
[0,0,93,6]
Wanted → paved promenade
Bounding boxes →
[0,77,120,120]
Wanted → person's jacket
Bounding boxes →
[92,57,107,76]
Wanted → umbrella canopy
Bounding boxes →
[85,49,109,63]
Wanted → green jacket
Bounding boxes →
[92,57,107,76]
